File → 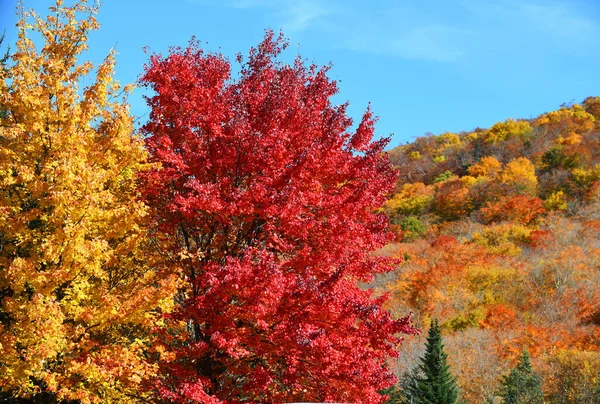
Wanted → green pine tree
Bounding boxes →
[406,319,459,404]
[497,349,543,404]
[383,367,420,404]
[0,30,10,121]
[0,30,10,69]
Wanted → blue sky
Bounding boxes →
[1,0,600,149]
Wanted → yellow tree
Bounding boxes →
[0,1,176,402]
[484,118,532,144]
[467,156,502,178]
[499,157,538,196]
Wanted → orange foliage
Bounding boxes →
[556,131,582,146]
[430,234,459,248]
[388,237,493,322]
[467,156,501,178]
[535,104,596,134]
[481,304,517,329]
[501,325,576,359]
[479,195,546,225]
[576,288,600,326]
[528,229,554,247]
[383,98,600,402]
[434,179,472,220]
[582,96,600,119]
[585,181,600,202]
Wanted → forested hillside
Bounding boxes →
[380,98,600,403]
[2,1,599,403]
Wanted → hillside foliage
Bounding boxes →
[2,1,600,403]
[382,97,600,403]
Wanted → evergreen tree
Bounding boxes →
[497,349,544,404]
[0,30,9,67]
[384,367,421,404]
[406,319,459,404]
[0,30,10,118]
[381,383,404,404]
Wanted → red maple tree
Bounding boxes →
[140,31,417,403]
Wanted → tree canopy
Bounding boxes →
[139,30,417,403]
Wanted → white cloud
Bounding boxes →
[184,0,599,62]
[230,0,274,9]
[283,1,333,32]
[185,0,337,32]
[345,24,467,62]
[516,1,596,41]
[390,25,466,62]
[460,0,597,42]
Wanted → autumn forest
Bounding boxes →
[0,1,599,403]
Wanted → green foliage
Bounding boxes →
[443,307,486,332]
[541,147,579,171]
[497,350,543,404]
[406,319,459,404]
[434,170,454,183]
[381,383,406,404]
[541,147,562,170]
[384,367,422,404]
[0,30,9,121]
[0,30,10,67]
[543,190,568,211]
[400,216,427,240]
